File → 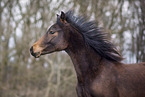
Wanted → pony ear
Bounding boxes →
[56,14,59,17]
[60,11,66,22]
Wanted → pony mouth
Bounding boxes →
[34,51,42,58]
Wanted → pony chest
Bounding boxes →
[89,74,118,97]
[90,79,107,96]
[77,79,107,97]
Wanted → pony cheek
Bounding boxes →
[41,45,56,55]
[57,40,68,50]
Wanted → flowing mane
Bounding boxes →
[57,10,123,63]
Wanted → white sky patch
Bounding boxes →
[122,30,137,63]
[9,57,15,62]
[1,1,4,7]
[122,1,129,12]
[37,20,43,28]
[111,34,116,39]
[123,31,131,49]
[19,0,29,6]
[105,11,111,16]
[9,37,15,48]
[13,5,22,20]
[50,0,59,10]
[30,16,35,23]
[16,28,23,38]
[117,25,122,30]
[36,12,41,20]
[20,0,29,13]
[1,36,5,41]
[90,13,95,21]
[44,62,48,68]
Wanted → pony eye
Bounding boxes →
[49,31,56,34]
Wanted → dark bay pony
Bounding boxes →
[30,10,145,97]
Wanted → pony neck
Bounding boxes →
[65,39,103,84]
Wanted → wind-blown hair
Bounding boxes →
[57,10,123,63]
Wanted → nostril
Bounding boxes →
[30,46,33,52]
[30,46,34,55]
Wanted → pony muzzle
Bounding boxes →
[30,46,42,58]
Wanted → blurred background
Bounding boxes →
[0,0,145,97]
